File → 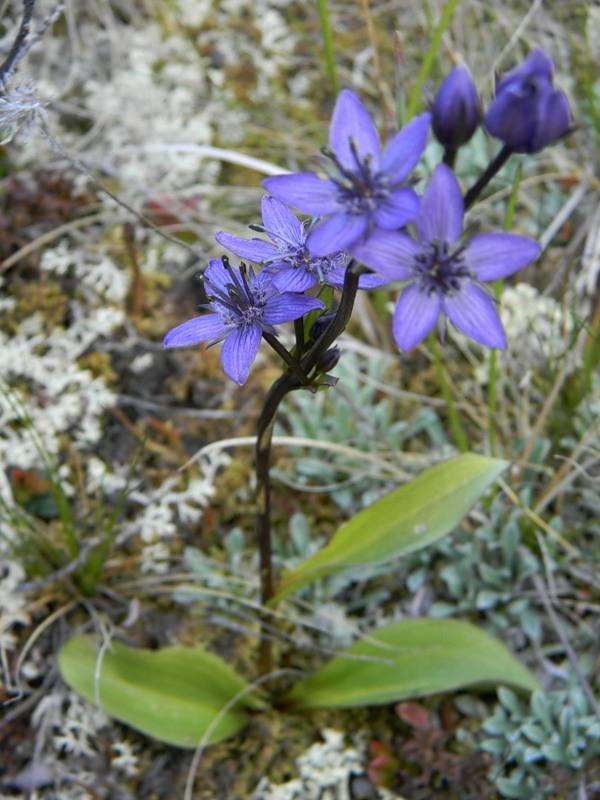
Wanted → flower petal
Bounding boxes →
[372,187,419,229]
[464,233,541,281]
[432,67,481,149]
[307,212,369,256]
[263,173,341,215]
[163,314,228,348]
[272,268,318,292]
[220,324,262,384]
[495,49,554,96]
[443,283,506,348]
[381,112,431,183]
[532,89,571,151]
[357,271,389,289]
[260,195,304,248]
[326,266,389,290]
[204,259,235,294]
[415,163,464,246]
[252,267,278,295]
[392,283,441,351]
[215,232,279,264]
[484,89,539,152]
[329,89,381,172]
[261,293,324,325]
[350,230,419,281]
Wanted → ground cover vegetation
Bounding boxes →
[0,0,599,798]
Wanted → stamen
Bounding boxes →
[321,144,358,185]
[221,255,246,300]
[239,261,253,298]
[203,282,239,315]
[322,138,391,217]
[349,136,373,185]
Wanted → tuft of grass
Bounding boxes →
[0,381,138,597]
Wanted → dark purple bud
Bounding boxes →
[309,313,336,341]
[316,347,342,373]
[432,66,481,149]
[484,49,571,154]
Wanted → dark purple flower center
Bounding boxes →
[204,258,270,329]
[323,139,390,217]
[413,241,471,296]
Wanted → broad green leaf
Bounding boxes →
[59,636,255,748]
[272,454,508,603]
[286,618,538,709]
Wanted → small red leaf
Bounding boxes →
[395,701,432,729]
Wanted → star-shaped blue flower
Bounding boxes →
[163,259,324,384]
[215,195,384,292]
[352,164,542,351]
[262,90,431,257]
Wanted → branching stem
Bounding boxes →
[255,263,361,676]
[463,145,513,209]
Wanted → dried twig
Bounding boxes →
[0,0,37,88]
[0,1,66,89]
[532,560,600,723]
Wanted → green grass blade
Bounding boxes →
[0,380,78,558]
[316,0,339,97]
[405,0,461,120]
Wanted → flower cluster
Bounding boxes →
[164,49,570,382]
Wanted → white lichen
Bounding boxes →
[82,22,220,192]
[0,560,31,654]
[111,739,139,776]
[0,240,126,473]
[111,450,228,574]
[53,692,110,758]
[253,729,399,800]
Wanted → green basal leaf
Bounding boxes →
[272,453,508,603]
[59,636,256,748]
[286,618,538,709]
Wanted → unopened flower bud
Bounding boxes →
[309,313,336,342]
[484,49,571,154]
[432,66,481,149]
[317,347,342,373]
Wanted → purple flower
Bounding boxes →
[262,89,431,257]
[432,66,481,149]
[484,50,571,154]
[163,258,324,384]
[216,196,384,292]
[351,164,541,351]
